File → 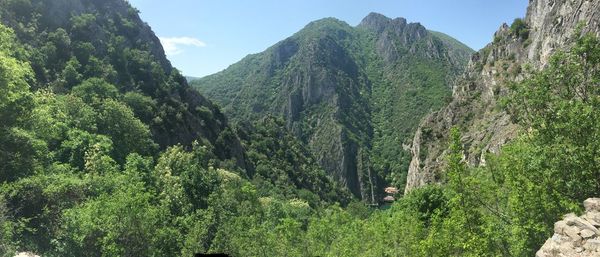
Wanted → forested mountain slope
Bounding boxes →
[0,0,350,255]
[192,13,473,201]
[405,0,600,193]
[0,0,245,165]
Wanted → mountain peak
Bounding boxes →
[303,17,349,30]
[358,12,392,33]
[358,13,423,38]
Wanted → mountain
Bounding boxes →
[405,0,600,193]
[185,76,200,83]
[0,0,350,254]
[0,0,246,166]
[192,13,473,201]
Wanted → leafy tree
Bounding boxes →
[58,129,113,171]
[70,13,97,42]
[71,78,119,104]
[0,24,33,127]
[123,91,158,122]
[97,99,157,163]
[0,171,87,253]
[57,184,181,257]
[60,57,83,90]
[47,28,71,63]
[73,42,95,65]
[508,33,600,199]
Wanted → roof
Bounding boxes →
[385,187,399,194]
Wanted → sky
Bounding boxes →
[128,0,528,78]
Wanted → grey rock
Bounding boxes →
[565,216,600,235]
[554,220,568,234]
[14,253,40,257]
[586,211,600,225]
[580,229,596,239]
[583,239,600,252]
[537,198,600,256]
[583,213,600,227]
[584,198,600,213]
[564,226,582,245]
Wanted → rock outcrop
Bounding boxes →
[536,198,600,257]
[405,0,600,194]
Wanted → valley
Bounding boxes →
[0,0,599,256]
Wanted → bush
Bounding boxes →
[510,18,529,40]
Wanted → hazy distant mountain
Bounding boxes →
[185,76,200,83]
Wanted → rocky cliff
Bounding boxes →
[405,0,600,193]
[536,198,600,256]
[193,13,472,201]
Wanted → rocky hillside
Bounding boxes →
[405,0,600,193]
[192,13,472,201]
[536,198,600,256]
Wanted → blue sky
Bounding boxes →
[129,0,528,77]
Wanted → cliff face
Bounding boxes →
[193,13,472,201]
[405,0,600,193]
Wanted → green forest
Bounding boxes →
[1,0,600,256]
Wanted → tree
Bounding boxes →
[510,18,529,40]
[57,184,181,257]
[0,24,33,127]
[508,33,600,200]
[71,78,119,104]
[60,57,82,90]
[97,99,157,164]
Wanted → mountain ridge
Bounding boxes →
[192,12,473,201]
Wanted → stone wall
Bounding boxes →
[536,198,600,257]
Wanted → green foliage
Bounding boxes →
[58,183,181,257]
[123,91,157,122]
[97,99,157,163]
[510,18,529,40]
[0,23,38,182]
[0,0,240,160]
[0,24,33,127]
[240,116,352,206]
[508,33,600,200]
[60,57,83,90]
[71,78,119,104]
